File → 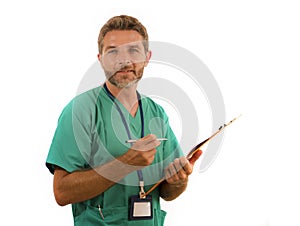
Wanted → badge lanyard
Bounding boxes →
[103,83,146,198]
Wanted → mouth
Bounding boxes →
[116,69,135,74]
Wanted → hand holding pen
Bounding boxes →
[125,134,165,167]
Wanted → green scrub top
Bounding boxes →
[46,86,183,226]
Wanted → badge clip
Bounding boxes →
[139,181,146,199]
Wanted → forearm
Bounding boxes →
[159,178,188,201]
[53,135,159,206]
[54,155,139,206]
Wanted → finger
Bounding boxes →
[165,163,179,181]
[140,134,157,143]
[173,158,182,172]
[132,135,160,151]
[175,157,190,175]
[141,149,157,165]
[139,134,160,147]
[131,148,157,166]
[188,149,203,165]
[176,168,188,180]
[141,140,160,151]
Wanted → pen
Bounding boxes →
[126,138,168,143]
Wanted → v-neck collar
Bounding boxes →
[103,84,140,119]
[103,83,145,138]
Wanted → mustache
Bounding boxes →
[105,66,137,80]
[115,66,135,73]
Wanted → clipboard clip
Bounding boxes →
[186,114,242,160]
[142,114,242,198]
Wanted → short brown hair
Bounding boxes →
[97,15,149,54]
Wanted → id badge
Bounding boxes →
[129,195,153,220]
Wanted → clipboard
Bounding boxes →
[143,115,241,197]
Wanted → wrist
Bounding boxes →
[117,150,140,171]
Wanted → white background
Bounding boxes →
[1,1,300,225]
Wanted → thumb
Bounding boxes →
[188,149,203,165]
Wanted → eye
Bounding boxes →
[107,49,117,54]
[129,47,139,53]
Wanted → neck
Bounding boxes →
[105,81,139,116]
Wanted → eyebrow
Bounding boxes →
[127,44,141,48]
[104,43,143,51]
[103,45,117,52]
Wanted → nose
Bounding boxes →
[116,50,132,67]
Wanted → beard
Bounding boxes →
[105,66,144,88]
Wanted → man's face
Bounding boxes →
[99,30,151,88]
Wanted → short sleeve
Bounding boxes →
[46,97,95,174]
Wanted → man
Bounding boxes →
[46,15,201,225]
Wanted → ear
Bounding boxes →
[144,50,152,67]
[97,53,104,68]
